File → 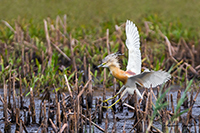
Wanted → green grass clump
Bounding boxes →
[1,0,200,39]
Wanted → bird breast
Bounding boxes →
[109,66,131,84]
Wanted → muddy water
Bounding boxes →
[92,85,200,132]
[0,85,199,132]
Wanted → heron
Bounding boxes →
[98,20,171,109]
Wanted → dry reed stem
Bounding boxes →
[57,102,61,129]
[51,42,71,61]
[103,68,107,109]
[193,118,197,133]
[195,65,200,70]
[63,15,67,44]
[81,114,105,132]
[12,73,16,113]
[175,90,181,132]
[123,103,135,110]
[15,108,20,132]
[19,120,23,133]
[112,78,117,111]
[21,38,25,76]
[8,72,11,108]
[170,94,174,113]
[98,98,103,124]
[74,72,78,93]
[74,110,77,133]
[180,38,195,67]
[3,75,11,132]
[70,34,77,71]
[106,29,110,54]
[86,64,93,108]
[144,92,150,132]
[184,62,198,75]
[151,125,163,133]
[43,101,48,132]
[59,123,68,133]
[144,21,155,36]
[105,113,108,133]
[123,121,126,133]
[150,89,162,116]
[23,41,38,50]
[77,97,80,132]
[185,89,200,125]
[161,109,168,132]
[3,76,8,120]
[83,54,87,82]
[55,16,60,46]
[30,87,36,123]
[36,123,42,133]
[158,29,178,63]
[112,111,116,133]
[49,118,57,132]
[0,95,4,104]
[64,74,73,98]
[2,20,16,33]
[19,74,24,109]
[89,109,92,133]
[21,120,28,133]
[146,87,153,132]
[134,90,143,132]
[44,19,52,66]
[138,91,146,105]
[129,118,143,133]
[93,37,107,43]
[76,79,91,99]
[88,64,93,94]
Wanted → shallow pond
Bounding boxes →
[0,85,199,132]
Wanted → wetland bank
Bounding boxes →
[0,1,200,131]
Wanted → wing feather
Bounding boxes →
[127,70,171,88]
[125,20,141,74]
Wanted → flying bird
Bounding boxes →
[98,20,171,109]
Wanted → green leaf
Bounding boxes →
[175,79,192,114]
[25,92,30,97]
[94,70,98,78]
[68,71,75,80]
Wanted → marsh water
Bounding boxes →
[0,85,199,132]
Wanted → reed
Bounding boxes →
[0,15,199,132]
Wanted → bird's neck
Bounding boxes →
[109,66,128,84]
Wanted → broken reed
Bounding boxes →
[1,69,199,132]
[0,15,199,91]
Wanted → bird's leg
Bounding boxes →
[103,88,127,109]
[102,86,125,103]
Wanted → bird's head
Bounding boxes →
[98,52,122,68]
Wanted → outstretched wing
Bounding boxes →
[127,70,171,88]
[125,20,141,75]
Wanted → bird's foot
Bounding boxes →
[102,106,108,109]
[102,99,109,105]
[102,105,113,109]
[102,95,117,103]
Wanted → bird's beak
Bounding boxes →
[98,63,104,68]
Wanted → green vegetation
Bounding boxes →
[1,0,200,38]
[0,0,199,93]
[0,1,199,132]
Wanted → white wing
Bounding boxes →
[127,70,171,88]
[125,20,141,74]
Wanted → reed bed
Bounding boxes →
[0,15,199,132]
